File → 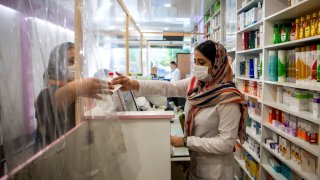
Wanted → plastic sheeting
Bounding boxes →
[0,0,126,179]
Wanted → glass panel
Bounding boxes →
[129,20,141,74]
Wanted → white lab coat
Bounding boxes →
[170,68,181,82]
[134,79,241,180]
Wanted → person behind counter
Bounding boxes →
[111,40,247,180]
[35,42,111,150]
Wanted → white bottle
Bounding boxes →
[107,72,122,92]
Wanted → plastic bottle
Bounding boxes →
[269,51,278,81]
[290,21,296,41]
[295,18,300,40]
[280,24,287,43]
[295,47,301,85]
[300,16,305,39]
[278,50,287,82]
[305,46,312,86]
[273,24,280,44]
[305,15,311,38]
[107,72,122,92]
[300,46,306,85]
[311,45,317,86]
[311,12,318,36]
[259,54,263,79]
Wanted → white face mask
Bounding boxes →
[67,65,75,80]
[192,65,211,82]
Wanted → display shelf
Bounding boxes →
[243,92,262,102]
[236,76,262,82]
[263,123,319,157]
[264,101,320,125]
[246,128,261,144]
[265,0,320,21]
[249,113,262,123]
[264,80,320,92]
[237,0,262,14]
[237,20,263,34]
[264,35,320,50]
[261,163,287,180]
[234,156,255,180]
[242,142,261,163]
[262,144,318,180]
[236,48,262,55]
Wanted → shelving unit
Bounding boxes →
[234,156,255,180]
[234,0,320,179]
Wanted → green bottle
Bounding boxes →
[273,24,280,44]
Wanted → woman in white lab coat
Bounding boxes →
[112,40,247,180]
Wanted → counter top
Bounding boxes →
[85,110,175,120]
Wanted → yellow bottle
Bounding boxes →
[300,17,305,39]
[311,13,318,36]
[295,18,300,40]
[305,15,311,38]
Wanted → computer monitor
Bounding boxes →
[114,90,139,111]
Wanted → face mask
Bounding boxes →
[67,65,75,81]
[192,65,211,82]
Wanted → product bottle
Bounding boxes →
[273,24,280,44]
[107,72,122,92]
[295,47,301,85]
[269,50,278,81]
[305,15,311,38]
[280,24,286,43]
[295,18,300,40]
[278,50,287,82]
[290,21,296,41]
[305,46,312,86]
[300,16,305,39]
[311,12,318,36]
[311,45,317,86]
[300,46,306,85]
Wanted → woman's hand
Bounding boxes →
[170,136,184,147]
[111,72,139,91]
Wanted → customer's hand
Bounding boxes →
[75,78,113,99]
[170,136,184,147]
[111,72,139,91]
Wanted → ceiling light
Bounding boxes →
[163,27,169,30]
[164,4,171,7]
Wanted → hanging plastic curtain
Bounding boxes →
[0,0,126,179]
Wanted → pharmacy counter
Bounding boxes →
[86,111,174,180]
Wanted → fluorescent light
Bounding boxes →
[164,4,171,7]
[163,27,169,30]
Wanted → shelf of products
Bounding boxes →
[263,123,319,157]
[264,81,320,92]
[237,0,263,14]
[234,156,255,180]
[265,0,320,21]
[264,35,320,50]
[264,101,320,125]
[234,0,320,179]
[236,48,262,55]
[242,142,261,163]
[261,163,287,180]
[262,144,318,180]
[238,20,263,33]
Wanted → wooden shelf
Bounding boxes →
[237,20,263,33]
[264,80,320,92]
[261,163,287,180]
[264,101,320,125]
[262,144,318,180]
[263,123,319,157]
[236,48,262,55]
[264,35,320,50]
[265,0,320,21]
[237,0,262,14]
